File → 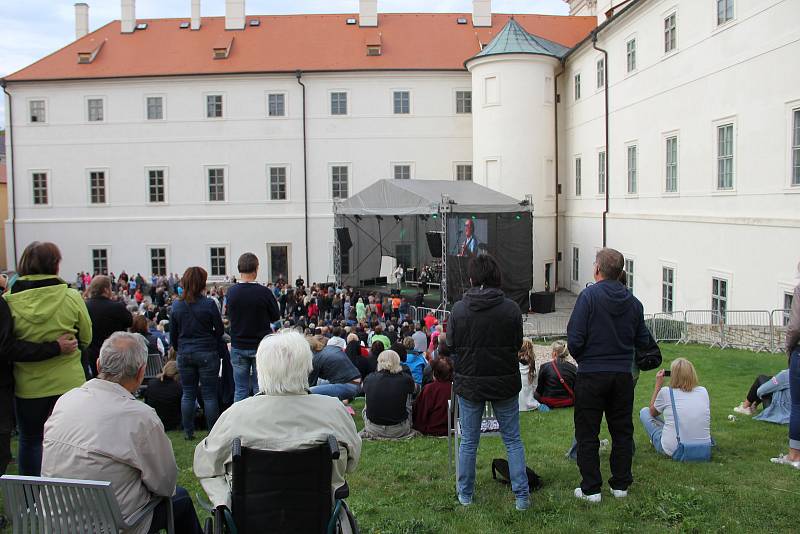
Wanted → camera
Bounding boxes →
[663,370,671,377]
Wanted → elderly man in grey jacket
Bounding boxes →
[42,332,202,534]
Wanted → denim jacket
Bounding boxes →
[753,370,790,425]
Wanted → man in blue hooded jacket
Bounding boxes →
[568,248,651,503]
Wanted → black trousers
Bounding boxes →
[746,375,772,404]
[574,372,634,495]
[0,384,14,475]
[149,486,202,534]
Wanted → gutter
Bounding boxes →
[1,80,18,268]
[592,31,610,247]
[295,71,310,282]
[553,62,564,291]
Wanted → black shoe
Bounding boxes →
[184,432,195,441]
[0,514,8,529]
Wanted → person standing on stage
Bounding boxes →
[394,264,404,291]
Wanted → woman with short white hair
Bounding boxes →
[360,350,419,440]
[194,330,362,509]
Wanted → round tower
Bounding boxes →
[465,19,566,292]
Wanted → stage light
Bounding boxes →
[376,215,384,221]
[432,214,438,219]
[471,215,476,220]
[354,215,362,222]
[420,215,429,221]
[515,215,521,220]
[394,215,402,222]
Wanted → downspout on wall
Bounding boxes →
[554,63,564,291]
[592,31,610,247]
[1,81,18,269]
[295,71,310,281]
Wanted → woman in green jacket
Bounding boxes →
[4,242,92,476]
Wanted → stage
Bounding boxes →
[354,283,443,309]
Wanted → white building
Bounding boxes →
[2,0,798,315]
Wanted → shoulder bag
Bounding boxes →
[668,387,712,462]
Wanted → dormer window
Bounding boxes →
[367,45,381,56]
[77,39,105,64]
[213,36,234,60]
[365,32,381,56]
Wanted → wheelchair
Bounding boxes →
[203,435,359,534]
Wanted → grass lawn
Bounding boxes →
[4,345,798,533]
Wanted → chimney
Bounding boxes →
[225,0,245,30]
[472,0,491,27]
[359,0,377,27]
[191,0,201,30]
[75,3,89,39]
[121,0,135,33]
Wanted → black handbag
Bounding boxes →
[635,334,662,371]
[491,458,543,492]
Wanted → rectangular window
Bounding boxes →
[268,93,285,117]
[29,100,46,123]
[146,96,163,120]
[717,123,734,189]
[269,167,287,200]
[664,13,677,53]
[572,247,579,282]
[484,76,499,105]
[792,109,800,186]
[717,0,734,25]
[574,73,581,101]
[150,248,167,276]
[89,171,106,204]
[627,145,638,194]
[331,165,349,199]
[32,172,49,205]
[624,258,634,292]
[209,247,227,277]
[330,92,348,115]
[87,98,104,122]
[208,168,225,201]
[662,267,674,313]
[393,164,411,180]
[393,91,410,114]
[456,90,472,113]
[712,277,728,323]
[148,169,166,203]
[626,39,637,73]
[268,245,289,283]
[92,249,108,275]
[665,136,678,192]
[598,151,606,194]
[456,164,473,181]
[596,58,605,89]
[206,94,223,118]
[575,157,582,196]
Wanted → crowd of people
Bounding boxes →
[0,240,797,529]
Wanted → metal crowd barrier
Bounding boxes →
[414,306,450,327]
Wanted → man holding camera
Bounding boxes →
[567,248,651,502]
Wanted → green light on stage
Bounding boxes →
[432,214,438,219]
[471,215,476,220]
[515,215,521,220]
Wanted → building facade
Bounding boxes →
[2,0,798,314]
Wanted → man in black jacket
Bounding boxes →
[567,248,651,503]
[85,275,133,378]
[447,254,528,511]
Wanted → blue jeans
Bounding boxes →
[638,407,666,455]
[310,382,359,401]
[458,396,529,502]
[790,347,800,450]
[177,351,220,434]
[230,348,258,402]
[14,395,59,476]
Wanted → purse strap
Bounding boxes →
[552,360,575,399]
[668,387,682,444]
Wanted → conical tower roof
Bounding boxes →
[466,18,569,66]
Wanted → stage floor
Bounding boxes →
[355,284,443,309]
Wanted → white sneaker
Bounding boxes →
[610,488,628,498]
[574,488,601,503]
[733,403,755,416]
[770,454,800,470]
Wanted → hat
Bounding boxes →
[327,336,347,351]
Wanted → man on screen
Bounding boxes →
[458,219,481,257]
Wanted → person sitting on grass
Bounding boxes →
[144,360,183,431]
[639,358,711,458]
[366,340,385,375]
[360,350,420,440]
[534,341,576,408]
[733,370,791,424]
[413,356,454,436]
[194,330,361,519]
[403,336,427,385]
[307,335,361,401]
[518,338,540,412]
[345,333,370,379]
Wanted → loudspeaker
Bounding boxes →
[426,232,442,258]
[335,227,353,251]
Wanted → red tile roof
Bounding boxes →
[4,13,595,82]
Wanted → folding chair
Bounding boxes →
[0,474,173,533]
[447,385,501,492]
[138,352,165,396]
[203,435,358,534]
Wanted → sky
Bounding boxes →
[0,0,569,128]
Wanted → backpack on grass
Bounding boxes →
[490,458,543,492]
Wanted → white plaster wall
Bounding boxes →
[559,0,800,312]
[5,71,473,282]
